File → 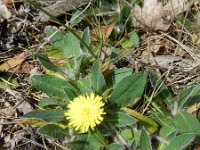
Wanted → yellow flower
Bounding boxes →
[64,93,105,133]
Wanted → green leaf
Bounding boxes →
[77,76,93,95]
[153,111,174,129]
[120,5,131,24]
[23,110,65,122]
[81,27,90,53]
[148,69,172,105]
[165,133,195,150]
[140,128,152,150]
[91,60,106,93]
[34,53,61,73]
[110,72,146,107]
[119,5,132,32]
[0,74,18,89]
[130,32,139,47]
[132,0,142,5]
[63,32,81,69]
[68,134,90,150]
[120,127,134,144]
[116,112,138,127]
[159,125,176,138]
[69,130,105,150]
[46,28,65,50]
[131,140,137,150]
[63,32,81,57]
[38,98,66,107]
[158,126,177,150]
[120,38,132,48]
[176,15,194,31]
[88,130,105,150]
[173,111,200,134]
[107,143,124,150]
[45,45,65,59]
[121,32,139,48]
[70,10,85,26]
[46,27,82,70]
[64,86,80,100]
[69,132,104,150]
[110,47,120,59]
[133,128,141,147]
[38,124,67,139]
[32,74,75,99]
[109,67,132,86]
[178,83,200,108]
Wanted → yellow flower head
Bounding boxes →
[64,93,105,133]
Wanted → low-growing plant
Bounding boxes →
[22,0,200,149]
[21,27,200,149]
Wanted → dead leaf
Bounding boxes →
[3,0,14,5]
[19,118,47,127]
[187,101,200,113]
[163,0,194,17]
[133,0,171,31]
[0,52,31,72]
[133,0,200,31]
[17,62,34,74]
[17,101,32,115]
[154,55,198,71]
[100,23,115,39]
[192,32,200,45]
[91,23,115,41]
[4,128,26,149]
[39,0,91,22]
[0,0,11,21]
[0,108,15,116]
[30,66,41,74]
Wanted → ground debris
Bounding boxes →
[0,0,11,21]
[0,0,199,149]
[132,0,200,31]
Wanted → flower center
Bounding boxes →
[83,107,91,116]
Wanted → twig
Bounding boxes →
[162,33,200,65]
